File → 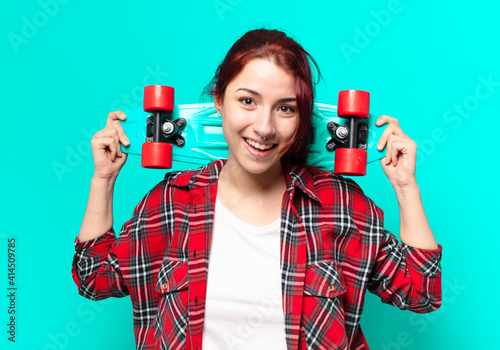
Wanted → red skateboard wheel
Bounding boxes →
[334,148,367,176]
[144,85,175,113]
[338,90,369,119]
[141,142,173,169]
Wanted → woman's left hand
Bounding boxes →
[376,115,418,189]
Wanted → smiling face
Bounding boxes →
[214,58,299,177]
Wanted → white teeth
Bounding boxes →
[246,138,273,151]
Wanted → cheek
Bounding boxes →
[221,124,234,150]
[287,117,300,142]
[221,110,244,142]
[221,114,231,143]
[280,119,300,154]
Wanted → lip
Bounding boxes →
[245,137,274,148]
[243,137,276,158]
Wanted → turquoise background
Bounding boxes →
[1,0,498,349]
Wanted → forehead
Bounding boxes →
[227,58,296,95]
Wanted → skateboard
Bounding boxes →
[120,86,387,176]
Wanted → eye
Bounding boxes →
[240,98,254,106]
[279,105,296,114]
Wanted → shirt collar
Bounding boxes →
[164,159,226,189]
[164,159,321,203]
[283,160,322,204]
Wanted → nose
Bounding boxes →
[253,108,275,140]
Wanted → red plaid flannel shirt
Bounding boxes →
[72,159,442,350]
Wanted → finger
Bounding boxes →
[106,129,123,159]
[387,118,407,139]
[375,114,390,126]
[377,118,406,151]
[95,129,117,143]
[375,114,400,126]
[98,128,122,146]
[106,111,127,127]
[385,134,393,165]
[91,133,113,150]
[376,116,393,150]
[385,134,403,165]
[108,138,128,162]
[391,140,401,166]
[385,134,405,165]
[107,137,118,161]
[378,122,394,152]
[389,136,416,167]
[110,119,130,147]
[92,133,119,157]
[115,132,123,157]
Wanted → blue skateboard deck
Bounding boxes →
[120,102,387,171]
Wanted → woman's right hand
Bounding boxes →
[91,111,130,181]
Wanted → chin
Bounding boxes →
[245,159,282,175]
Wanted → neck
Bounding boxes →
[218,159,286,197]
[216,158,287,226]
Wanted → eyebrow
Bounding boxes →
[235,88,296,103]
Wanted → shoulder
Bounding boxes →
[116,160,224,243]
[163,159,225,188]
[288,164,366,201]
[310,172,386,246]
[312,170,363,195]
[137,159,225,209]
[309,168,383,219]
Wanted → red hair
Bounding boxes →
[205,29,321,164]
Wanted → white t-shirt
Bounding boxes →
[202,198,287,350]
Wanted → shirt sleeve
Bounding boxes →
[367,228,442,314]
[72,229,129,300]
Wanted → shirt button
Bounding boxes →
[162,283,168,289]
[328,284,335,292]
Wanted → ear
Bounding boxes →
[214,95,223,115]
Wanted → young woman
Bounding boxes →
[73,29,442,350]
